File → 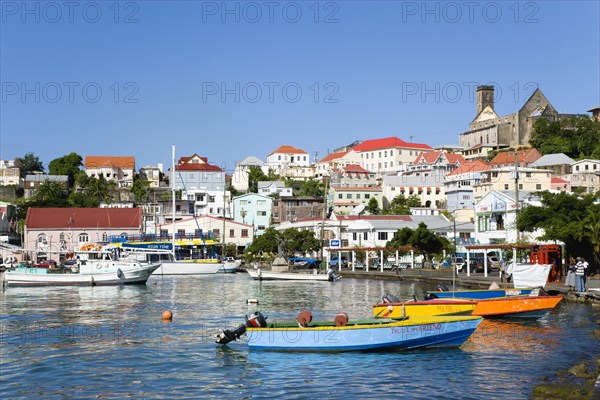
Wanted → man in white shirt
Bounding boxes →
[575,257,588,292]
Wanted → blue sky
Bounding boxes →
[1,0,599,173]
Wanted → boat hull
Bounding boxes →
[471,295,563,318]
[155,261,222,275]
[246,316,482,351]
[246,269,331,281]
[373,299,477,318]
[428,288,533,299]
[4,263,161,286]
[218,261,239,273]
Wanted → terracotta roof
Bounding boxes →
[489,148,541,165]
[176,155,223,172]
[25,208,142,229]
[157,215,252,228]
[269,145,308,156]
[333,186,382,192]
[336,215,413,221]
[319,151,349,162]
[85,156,135,169]
[353,137,433,152]
[340,164,370,173]
[176,163,223,172]
[551,177,569,183]
[446,160,491,177]
[413,151,465,165]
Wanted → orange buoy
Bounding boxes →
[162,310,173,321]
[334,312,349,327]
[297,310,312,327]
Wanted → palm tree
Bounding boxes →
[34,180,67,203]
[582,207,600,268]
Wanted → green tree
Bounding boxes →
[386,194,421,214]
[530,115,600,159]
[294,179,324,198]
[366,197,381,215]
[281,228,321,255]
[517,191,597,270]
[581,205,600,268]
[131,174,151,203]
[247,166,269,193]
[34,180,68,205]
[69,174,111,206]
[20,152,44,176]
[243,227,279,262]
[386,223,451,267]
[48,152,83,188]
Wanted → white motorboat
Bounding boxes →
[116,248,223,275]
[3,247,161,286]
[246,268,339,281]
[219,257,241,273]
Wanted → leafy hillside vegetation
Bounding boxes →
[530,115,600,159]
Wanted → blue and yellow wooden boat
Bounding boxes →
[374,298,477,318]
[216,311,482,352]
[427,287,534,300]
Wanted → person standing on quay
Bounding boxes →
[575,257,588,292]
[565,257,577,291]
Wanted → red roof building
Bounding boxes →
[351,136,434,176]
[24,207,143,261]
[84,156,136,187]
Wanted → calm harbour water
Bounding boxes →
[1,273,599,399]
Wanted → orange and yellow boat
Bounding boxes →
[373,294,563,319]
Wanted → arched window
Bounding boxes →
[37,233,47,244]
[78,233,89,244]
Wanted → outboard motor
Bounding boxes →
[216,312,267,345]
[437,284,449,292]
[327,268,341,282]
[382,293,400,303]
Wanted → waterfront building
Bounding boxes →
[551,177,571,192]
[444,160,492,212]
[569,159,600,194]
[461,143,497,161]
[275,214,472,262]
[488,148,542,168]
[23,174,69,199]
[315,150,362,178]
[271,196,324,224]
[0,159,22,187]
[331,186,383,215]
[530,153,575,175]
[138,164,164,188]
[472,167,552,203]
[459,85,574,149]
[381,175,445,209]
[173,154,230,219]
[474,190,544,244]
[232,193,272,236]
[352,136,434,176]
[405,151,465,176]
[329,164,377,188]
[84,156,135,188]
[231,156,267,192]
[266,145,310,177]
[24,207,142,262]
[258,181,292,197]
[157,215,253,251]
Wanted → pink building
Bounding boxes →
[24,208,142,262]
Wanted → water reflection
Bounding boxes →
[1,274,599,400]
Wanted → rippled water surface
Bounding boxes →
[1,274,599,399]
